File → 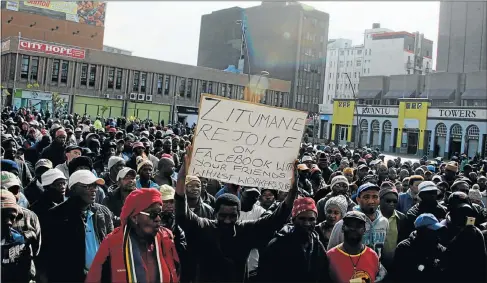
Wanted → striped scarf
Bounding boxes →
[123,225,175,283]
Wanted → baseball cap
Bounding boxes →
[116,167,136,181]
[41,168,67,187]
[108,128,117,133]
[1,171,22,190]
[379,186,399,199]
[243,187,261,195]
[132,141,145,149]
[69,170,105,189]
[414,213,444,230]
[108,156,125,170]
[343,210,367,223]
[1,189,19,212]
[159,185,175,201]
[65,145,82,153]
[297,164,309,171]
[302,155,313,162]
[358,164,369,171]
[357,182,380,196]
[418,181,439,193]
[35,159,53,171]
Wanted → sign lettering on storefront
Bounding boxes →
[18,40,85,59]
[428,108,487,120]
[359,107,398,116]
[338,101,351,108]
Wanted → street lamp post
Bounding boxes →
[344,72,361,148]
[236,19,252,84]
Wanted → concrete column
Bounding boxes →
[378,125,383,150]
[478,134,484,156]
[444,128,451,158]
[366,120,372,147]
[460,132,467,155]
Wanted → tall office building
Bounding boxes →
[197,1,329,112]
[436,1,487,73]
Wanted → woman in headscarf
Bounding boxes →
[315,195,347,249]
[85,188,180,283]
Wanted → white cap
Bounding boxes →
[116,167,136,181]
[108,156,125,170]
[418,181,439,193]
[41,168,67,187]
[302,155,313,162]
[69,170,105,189]
[1,171,21,190]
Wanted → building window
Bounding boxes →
[52,59,60,83]
[201,81,207,93]
[89,65,96,87]
[164,76,170,95]
[107,67,115,89]
[81,64,88,86]
[221,84,227,96]
[208,82,213,93]
[140,72,147,93]
[187,78,192,98]
[368,68,370,73]
[408,45,412,51]
[133,71,139,92]
[60,61,68,84]
[426,50,430,57]
[357,50,362,55]
[356,60,362,67]
[179,78,186,95]
[30,57,39,81]
[340,50,344,56]
[228,84,233,98]
[21,55,29,79]
[157,75,163,94]
[115,69,122,89]
[329,73,332,79]
[369,49,371,55]
[365,49,368,56]
[339,61,344,67]
[337,73,340,79]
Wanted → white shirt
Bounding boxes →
[239,204,266,272]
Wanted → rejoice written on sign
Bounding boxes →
[189,95,307,191]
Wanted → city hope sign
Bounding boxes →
[18,40,85,59]
[189,95,307,191]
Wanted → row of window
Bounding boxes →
[328,72,361,80]
[327,83,359,91]
[296,94,320,104]
[302,47,324,59]
[303,16,327,29]
[304,32,325,43]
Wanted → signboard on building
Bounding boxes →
[1,40,11,52]
[189,94,306,191]
[358,106,399,116]
[428,108,487,120]
[2,1,106,27]
[18,39,86,59]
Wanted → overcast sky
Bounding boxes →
[103,1,440,68]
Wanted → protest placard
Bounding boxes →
[189,94,307,191]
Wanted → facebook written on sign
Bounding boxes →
[189,94,307,191]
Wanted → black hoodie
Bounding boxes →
[258,224,331,283]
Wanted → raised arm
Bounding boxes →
[174,146,213,233]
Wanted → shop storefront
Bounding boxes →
[176,106,198,127]
[73,96,124,118]
[396,100,429,156]
[356,106,399,152]
[427,108,487,158]
[13,89,52,113]
[319,114,331,140]
[331,100,355,146]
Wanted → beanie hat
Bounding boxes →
[379,187,399,199]
[185,175,201,186]
[136,157,153,173]
[291,197,317,218]
[343,167,354,175]
[468,188,482,204]
[120,188,162,228]
[1,159,20,175]
[0,189,19,212]
[331,175,349,190]
[325,195,348,217]
[445,162,458,172]
[108,156,125,170]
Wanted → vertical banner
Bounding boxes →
[189,94,307,191]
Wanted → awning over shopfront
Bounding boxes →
[461,89,487,100]
[419,89,455,99]
[383,90,416,99]
[357,90,382,99]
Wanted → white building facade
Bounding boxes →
[322,24,433,107]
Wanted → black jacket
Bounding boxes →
[175,193,292,283]
[405,202,447,236]
[102,185,123,227]
[40,142,66,167]
[201,190,216,208]
[390,231,447,283]
[258,224,331,283]
[191,198,214,219]
[42,197,114,283]
[24,179,44,204]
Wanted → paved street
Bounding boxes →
[383,153,419,164]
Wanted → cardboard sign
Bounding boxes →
[189,94,306,191]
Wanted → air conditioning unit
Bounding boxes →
[129,93,137,100]
[116,95,123,100]
[137,93,145,101]
[103,93,110,98]
[145,94,153,102]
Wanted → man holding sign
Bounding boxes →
[174,146,298,282]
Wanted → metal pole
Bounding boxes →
[12,32,21,107]
[344,72,361,148]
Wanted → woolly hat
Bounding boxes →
[331,175,349,190]
[108,156,125,170]
[325,195,348,217]
[445,162,458,172]
[136,156,153,173]
[0,189,18,212]
[291,197,317,218]
[468,188,482,204]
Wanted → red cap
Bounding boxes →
[108,127,117,133]
[291,197,317,218]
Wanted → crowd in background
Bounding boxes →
[1,106,487,283]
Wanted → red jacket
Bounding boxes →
[85,226,180,283]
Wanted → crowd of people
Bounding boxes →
[1,106,487,283]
